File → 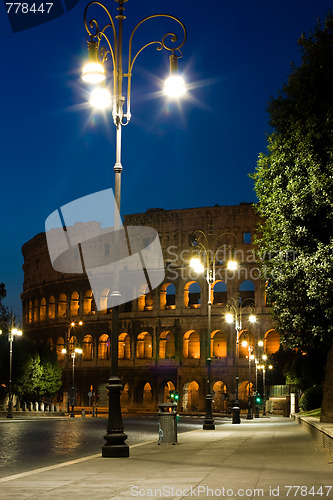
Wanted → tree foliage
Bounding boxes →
[0,283,10,331]
[252,13,333,351]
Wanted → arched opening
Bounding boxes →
[118,333,131,359]
[69,335,77,353]
[40,298,46,321]
[70,291,80,316]
[58,293,67,318]
[100,289,110,314]
[265,330,280,355]
[136,332,152,359]
[238,330,254,358]
[211,330,227,358]
[28,300,33,324]
[56,337,65,360]
[183,330,200,359]
[83,290,94,315]
[184,281,201,308]
[160,283,176,310]
[98,334,110,359]
[238,380,254,408]
[159,331,175,359]
[142,286,153,311]
[183,381,200,411]
[239,280,255,304]
[143,382,153,408]
[212,381,228,412]
[47,338,54,350]
[212,281,227,305]
[48,295,55,319]
[120,382,130,408]
[33,299,39,323]
[82,334,93,360]
[163,381,176,403]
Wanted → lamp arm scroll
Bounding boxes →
[125,14,186,121]
[84,1,117,69]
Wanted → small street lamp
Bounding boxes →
[246,348,255,420]
[81,0,187,457]
[189,225,238,430]
[0,325,23,419]
[226,297,256,424]
[62,347,83,417]
[259,361,273,416]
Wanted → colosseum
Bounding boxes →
[21,203,279,413]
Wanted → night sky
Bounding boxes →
[1,0,332,318]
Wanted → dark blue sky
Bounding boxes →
[1,0,332,318]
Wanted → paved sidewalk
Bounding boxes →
[0,417,332,499]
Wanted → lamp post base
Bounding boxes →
[232,402,241,424]
[6,401,13,419]
[102,376,129,458]
[246,400,253,420]
[203,394,215,430]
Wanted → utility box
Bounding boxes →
[158,403,178,444]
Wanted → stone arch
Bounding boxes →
[136,332,153,359]
[58,293,67,318]
[69,335,77,352]
[83,290,94,315]
[40,298,46,321]
[183,381,200,411]
[239,280,255,304]
[239,330,254,358]
[143,382,153,408]
[48,295,55,319]
[70,291,80,316]
[238,380,254,408]
[211,330,227,358]
[33,299,39,323]
[265,329,280,355]
[118,332,131,359]
[183,330,200,359]
[28,300,33,324]
[100,289,110,314]
[98,334,110,359]
[184,281,201,308]
[82,334,93,360]
[159,331,175,359]
[212,280,227,306]
[120,382,130,408]
[56,337,65,360]
[212,381,228,412]
[160,283,176,310]
[163,380,176,403]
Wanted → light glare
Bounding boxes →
[82,62,105,83]
[227,260,237,271]
[225,313,234,323]
[164,75,186,98]
[189,257,204,274]
[90,88,112,109]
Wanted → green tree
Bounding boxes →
[252,13,333,422]
[0,283,10,331]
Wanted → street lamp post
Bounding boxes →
[189,225,238,430]
[62,347,83,417]
[246,348,254,420]
[81,0,187,457]
[0,326,23,419]
[226,297,256,424]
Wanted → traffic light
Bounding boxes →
[169,390,179,403]
[255,393,261,404]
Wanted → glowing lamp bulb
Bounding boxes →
[82,62,105,83]
[225,313,234,323]
[189,257,204,274]
[241,340,248,347]
[163,75,186,98]
[227,260,238,271]
[90,87,112,109]
[249,314,256,323]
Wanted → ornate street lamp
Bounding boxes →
[62,347,83,417]
[226,297,256,424]
[189,224,238,430]
[0,325,23,419]
[81,0,187,457]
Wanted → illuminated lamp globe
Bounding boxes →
[82,62,105,83]
[227,260,238,271]
[189,257,204,274]
[249,314,256,323]
[90,87,112,109]
[225,313,234,324]
[241,340,248,347]
[163,75,186,98]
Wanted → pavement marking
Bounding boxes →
[0,440,156,484]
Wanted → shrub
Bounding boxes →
[299,385,323,412]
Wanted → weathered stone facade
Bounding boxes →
[21,204,279,412]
